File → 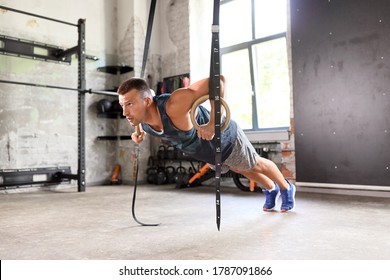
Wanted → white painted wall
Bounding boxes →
[158,0,190,79]
[189,0,213,81]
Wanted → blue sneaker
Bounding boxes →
[262,183,280,211]
[280,180,296,212]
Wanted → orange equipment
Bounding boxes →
[188,164,210,184]
[249,180,256,192]
[111,164,121,184]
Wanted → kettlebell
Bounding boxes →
[146,167,158,184]
[157,145,166,160]
[156,167,167,185]
[166,145,176,160]
[174,166,187,186]
[165,166,176,184]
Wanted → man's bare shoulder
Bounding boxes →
[166,88,194,115]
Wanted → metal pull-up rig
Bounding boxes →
[0,5,123,191]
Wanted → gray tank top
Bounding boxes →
[142,94,237,164]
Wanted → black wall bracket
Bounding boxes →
[0,34,72,64]
[0,166,74,189]
[0,34,99,64]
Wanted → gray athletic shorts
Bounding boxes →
[209,126,258,173]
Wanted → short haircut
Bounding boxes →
[117,77,152,98]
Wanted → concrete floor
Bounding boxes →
[1,182,390,260]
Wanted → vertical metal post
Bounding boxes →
[77,19,86,192]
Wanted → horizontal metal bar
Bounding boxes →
[0,5,77,27]
[296,182,390,192]
[96,136,131,140]
[85,54,99,61]
[0,79,120,97]
[54,46,78,59]
[97,65,133,74]
[88,90,118,96]
[58,173,79,180]
[0,79,79,91]
[220,32,286,55]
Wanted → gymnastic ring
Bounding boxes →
[190,95,231,131]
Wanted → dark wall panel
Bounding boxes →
[291,0,390,186]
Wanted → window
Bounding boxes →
[220,0,290,132]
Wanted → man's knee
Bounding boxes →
[254,156,274,173]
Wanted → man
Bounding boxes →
[118,76,295,212]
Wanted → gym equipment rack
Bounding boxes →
[0,5,117,191]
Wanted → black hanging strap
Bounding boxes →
[141,0,157,78]
[132,0,159,227]
[209,0,222,231]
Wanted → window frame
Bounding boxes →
[220,0,290,140]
